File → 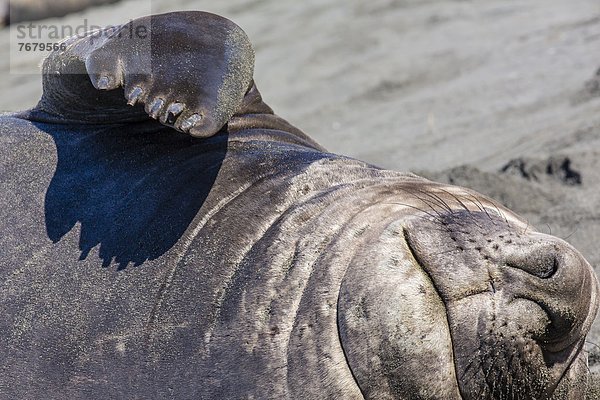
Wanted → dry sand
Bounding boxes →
[0,0,121,25]
[2,0,600,386]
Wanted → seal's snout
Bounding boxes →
[404,210,598,341]
[497,232,597,352]
[404,208,599,399]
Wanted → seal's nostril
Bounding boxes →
[552,257,559,277]
[542,255,559,279]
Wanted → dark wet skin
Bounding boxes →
[0,11,598,400]
[36,11,255,137]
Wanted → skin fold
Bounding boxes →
[0,11,598,399]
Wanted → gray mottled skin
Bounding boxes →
[0,11,598,400]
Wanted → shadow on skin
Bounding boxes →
[38,115,228,269]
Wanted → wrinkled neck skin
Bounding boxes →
[226,82,326,151]
[223,86,599,399]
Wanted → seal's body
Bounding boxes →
[0,12,597,399]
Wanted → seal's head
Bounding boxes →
[338,180,599,400]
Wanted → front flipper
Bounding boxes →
[36,11,255,138]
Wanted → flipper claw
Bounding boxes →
[97,76,110,90]
[148,98,165,119]
[162,102,185,124]
[127,87,143,106]
[180,114,202,133]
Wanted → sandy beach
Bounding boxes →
[2,0,600,386]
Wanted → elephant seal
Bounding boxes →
[0,11,598,400]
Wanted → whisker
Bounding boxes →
[426,190,454,213]
[442,189,472,212]
[521,219,530,236]
[486,197,510,226]
[468,194,498,230]
[382,201,440,222]
[412,188,452,214]
[440,188,491,229]
[467,193,497,226]
[585,340,600,351]
[563,227,578,241]
[407,191,445,221]
[577,352,592,374]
